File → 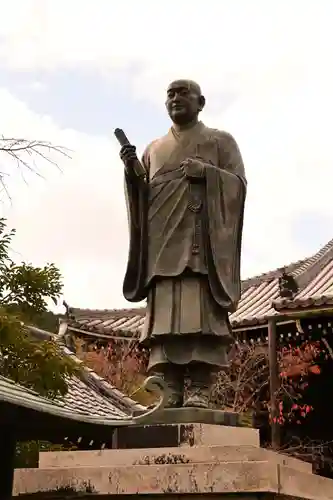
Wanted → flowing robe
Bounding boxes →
[123,122,246,371]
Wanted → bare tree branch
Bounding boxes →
[212,343,270,414]
[0,136,72,199]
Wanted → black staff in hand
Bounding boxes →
[114,128,146,179]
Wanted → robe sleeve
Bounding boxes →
[219,131,247,187]
[122,153,149,302]
[205,132,247,311]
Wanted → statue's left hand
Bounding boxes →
[180,157,205,180]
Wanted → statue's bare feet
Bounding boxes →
[151,367,184,409]
[183,393,209,409]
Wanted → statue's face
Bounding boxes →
[166,80,204,125]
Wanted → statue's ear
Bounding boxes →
[198,95,206,112]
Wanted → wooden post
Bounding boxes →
[268,318,280,450]
[0,432,16,499]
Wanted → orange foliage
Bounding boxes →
[280,341,322,379]
[76,340,155,406]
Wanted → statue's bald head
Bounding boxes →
[167,79,202,96]
[166,79,205,126]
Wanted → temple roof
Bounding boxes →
[21,326,145,417]
[0,325,148,441]
[0,327,150,442]
[274,252,333,312]
[0,373,147,443]
[67,238,333,336]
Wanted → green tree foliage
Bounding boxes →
[0,218,79,397]
[0,221,61,320]
[0,218,81,467]
[0,312,78,398]
[32,310,60,333]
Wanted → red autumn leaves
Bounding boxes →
[279,341,322,379]
[273,340,323,425]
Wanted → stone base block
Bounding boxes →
[14,460,333,498]
[110,421,258,449]
[134,407,239,426]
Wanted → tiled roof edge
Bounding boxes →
[274,296,333,311]
[70,307,146,320]
[25,325,145,413]
[68,325,139,339]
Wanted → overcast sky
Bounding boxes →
[0,0,332,312]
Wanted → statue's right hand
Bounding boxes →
[120,144,138,169]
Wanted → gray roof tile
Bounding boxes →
[0,375,141,427]
[23,326,146,418]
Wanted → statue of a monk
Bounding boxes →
[119,79,247,409]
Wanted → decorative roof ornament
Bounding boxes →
[63,300,76,321]
[57,318,77,353]
[278,268,299,299]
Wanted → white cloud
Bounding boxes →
[0,88,130,309]
[28,81,46,92]
[0,0,332,307]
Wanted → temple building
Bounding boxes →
[63,238,333,477]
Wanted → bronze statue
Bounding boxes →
[118,79,247,409]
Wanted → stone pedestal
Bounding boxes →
[108,408,242,449]
[13,420,333,499]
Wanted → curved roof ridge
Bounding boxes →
[241,258,306,291]
[291,238,333,278]
[241,237,333,292]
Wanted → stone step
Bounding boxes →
[39,444,311,474]
[15,461,329,498]
[12,461,280,496]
